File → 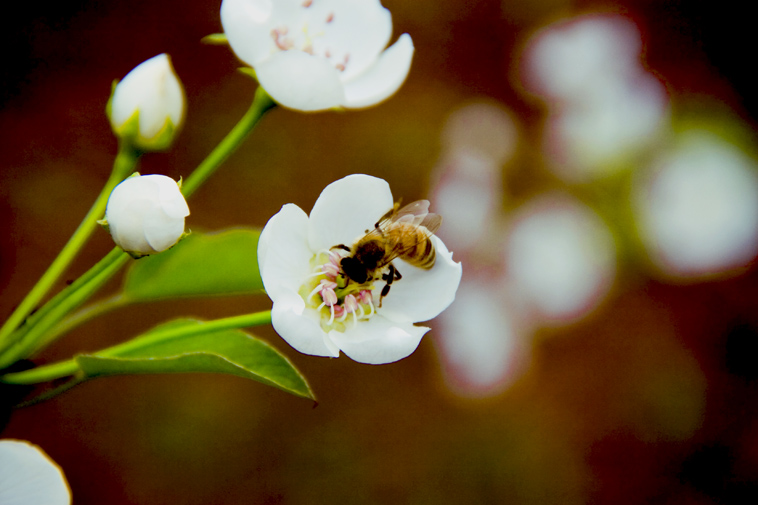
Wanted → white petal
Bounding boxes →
[329,315,429,364]
[220,0,277,66]
[343,34,414,109]
[143,208,185,252]
[307,174,394,251]
[153,175,190,219]
[255,51,346,111]
[378,236,462,323]
[106,178,160,254]
[271,290,340,357]
[311,0,392,81]
[0,440,71,505]
[258,203,314,300]
[110,54,185,141]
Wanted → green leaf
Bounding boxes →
[123,228,263,301]
[75,319,314,400]
[201,33,228,45]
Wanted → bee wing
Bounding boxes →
[390,200,431,227]
[419,213,442,235]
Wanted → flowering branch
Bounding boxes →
[0,87,276,370]
[1,310,272,385]
[0,143,139,356]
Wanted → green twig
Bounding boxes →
[0,88,277,367]
[0,143,138,351]
[1,310,273,384]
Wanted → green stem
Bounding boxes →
[1,311,272,384]
[0,248,131,369]
[181,86,276,198]
[0,143,138,350]
[36,294,129,348]
[0,87,276,367]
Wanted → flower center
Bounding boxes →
[269,1,351,72]
[299,249,380,332]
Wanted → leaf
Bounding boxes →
[201,33,228,45]
[122,228,263,301]
[75,319,314,400]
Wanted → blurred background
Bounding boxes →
[2,0,758,503]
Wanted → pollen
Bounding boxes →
[301,250,384,332]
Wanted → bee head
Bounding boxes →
[340,256,369,284]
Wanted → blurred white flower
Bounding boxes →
[0,439,71,505]
[522,14,669,180]
[522,14,642,102]
[435,275,529,397]
[220,0,414,111]
[441,101,518,165]
[634,130,758,278]
[104,174,190,257]
[505,194,616,323]
[543,73,669,180]
[258,174,461,364]
[108,54,186,151]
[432,151,503,254]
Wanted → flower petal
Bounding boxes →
[311,0,392,81]
[258,203,314,300]
[0,440,71,505]
[271,290,341,357]
[255,51,346,111]
[220,0,277,66]
[342,34,414,109]
[378,236,462,323]
[154,175,190,219]
[307,174,394,251]
[328,315,429,364]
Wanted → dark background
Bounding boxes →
[2,0,758,503]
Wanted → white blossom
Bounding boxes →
[220,0,414,112]
[0,440,71,505]
[258,174,461,364]
[108,54,186,150]
[104,174,190,257]
[633,130,758,278]
[504,193,616,322]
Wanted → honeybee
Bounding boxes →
[335,200,442,303]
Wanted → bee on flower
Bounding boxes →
[257,175,461,364]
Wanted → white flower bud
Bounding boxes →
[104,174,190,256]
[108,54,186,151]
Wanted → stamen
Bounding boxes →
[302,0,313,7]
[328,304,335,325]
[359,290,375,317]
[271,28,294,50]
[308,284,323,303]
[326,12,334,23]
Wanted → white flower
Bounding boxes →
[504,193,616,323]
[104,174,190,257]
[633,130,758,278]
[258,174,462,364]
[108,54,186,150]
[220,0,414,112]
[0,439,71,505]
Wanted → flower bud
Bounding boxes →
[104,174,190,257]
[108,54,186,151]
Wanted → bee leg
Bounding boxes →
[332,244,350,252]
[380,283,391,306]
[379,264,402,307]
